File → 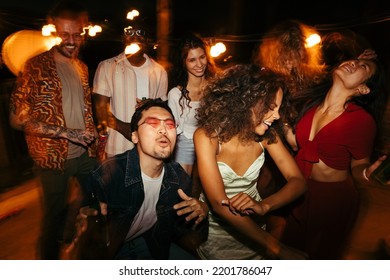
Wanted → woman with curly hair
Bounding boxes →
[167,35,216,176]
[193,64,307,259]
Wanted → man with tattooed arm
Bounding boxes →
[9,0,97,259]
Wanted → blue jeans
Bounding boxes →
[35,152,97,259]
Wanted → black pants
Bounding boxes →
[36,152,97,259]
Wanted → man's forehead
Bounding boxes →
[53,18,84,30]
[142,106,172,118]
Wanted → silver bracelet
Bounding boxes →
[362,168,369,181]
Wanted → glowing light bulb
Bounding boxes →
[305,33,321,48]
[42,24,56,36]
[89,25,102,37]
[125,43,141,55]
[210,42,226,57]
[127,10,140,20]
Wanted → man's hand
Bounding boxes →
[66,129,97,147]
[173,189,208,226]
[62,203,107,255]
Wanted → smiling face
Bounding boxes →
[131,106,177,162]
[185,47,208,78]
[53,17,85,59]
[254,88,283,136]
[335,58,377,92]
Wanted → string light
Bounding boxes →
[305,33,321,48]
[42,24,102,37]
[210,42,226,57]
[125,43,141,55]
[41,24,56,36]
[81,25,102,37]
[127,10,140,20]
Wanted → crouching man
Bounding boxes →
[74,98,208,259]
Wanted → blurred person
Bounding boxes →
[281,49,389,259]
[194,64,307,259]
[167,35,216,176]
[254,19,327,128]
[9,0,97,259]
[74,98,208,259]
[321,30,371,69]
[253,20,327,235]
[93,22,168,159]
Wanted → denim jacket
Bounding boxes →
[89,148,196,259]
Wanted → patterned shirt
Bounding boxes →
[10,48,96,170]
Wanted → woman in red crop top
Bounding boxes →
[281,49,389,259]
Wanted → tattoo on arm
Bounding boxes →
[24,121,67,139]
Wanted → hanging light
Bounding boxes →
[305,33,321,48]
[41,24,56,36]
[125,43,141,55]
[210,42,226,57]
[127,10,140,20]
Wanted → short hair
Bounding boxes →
[130,98,174,133]
[48,0,88,23]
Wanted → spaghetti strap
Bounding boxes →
[259,141,264,152]
[214,129,222,154]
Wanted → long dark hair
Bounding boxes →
[296,55,387,126]
[169,35,216,116]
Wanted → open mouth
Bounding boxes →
[263,121,272,127]
[341,63,353,73]
[157,137,170,147]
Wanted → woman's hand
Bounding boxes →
[364,155,390,185]
[222,193,271,216]
[365,155,387,177]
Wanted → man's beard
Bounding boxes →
[56,44,79,58]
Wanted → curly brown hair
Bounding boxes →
[253,20,327,126]
[196,64,286,144]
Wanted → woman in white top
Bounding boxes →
[194,64,307,259]
[168,36,216,176]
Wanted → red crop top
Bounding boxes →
[295,103,376,178]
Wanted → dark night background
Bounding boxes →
[1,0,389,74]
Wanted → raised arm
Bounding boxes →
[194,128,305,259]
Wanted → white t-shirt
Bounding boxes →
[126,168,164,240]
[133,59,150,100]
